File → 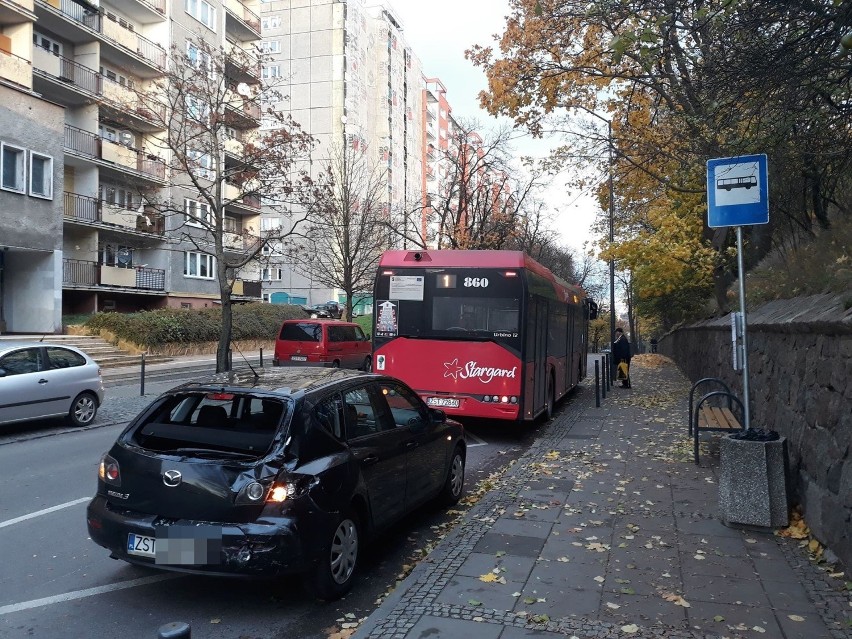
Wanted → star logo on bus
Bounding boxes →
[443,358,463,380]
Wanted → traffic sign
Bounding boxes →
[706,154,768,227]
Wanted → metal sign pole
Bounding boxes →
[735,226,751,431]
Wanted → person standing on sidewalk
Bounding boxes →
[612,327,632,387]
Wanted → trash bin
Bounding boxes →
[718,430,789,528]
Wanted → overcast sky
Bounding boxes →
[385,0,601,254]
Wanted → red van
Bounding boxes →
[273,319,372,371]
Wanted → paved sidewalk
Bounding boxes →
[353,356,851,639]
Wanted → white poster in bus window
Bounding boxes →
[376,300,398,337]
[388,275,424,301]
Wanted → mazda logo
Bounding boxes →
[163,470,182,487]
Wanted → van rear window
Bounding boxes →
[279,323,322,342]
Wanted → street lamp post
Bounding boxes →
[606,119,616,380]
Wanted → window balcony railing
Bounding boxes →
[33,46,101,95]
[39,0,166,70]
[62,258,165,291]
[63,124,167,181]
[63,191,167,234]
[225,0,261,37]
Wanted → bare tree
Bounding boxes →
[411,121,544,250]
[130,37,318,372]
[288,140,390,321]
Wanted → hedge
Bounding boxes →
[83,303,307,348]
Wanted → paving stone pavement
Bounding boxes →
[353,356,852,639]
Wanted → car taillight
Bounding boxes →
[99,454,121,486]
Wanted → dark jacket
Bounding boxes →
[612,334,631,364]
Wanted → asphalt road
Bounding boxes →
[0,379,551,639]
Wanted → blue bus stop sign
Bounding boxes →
[707,154,769,227]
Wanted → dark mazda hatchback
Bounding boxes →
[86,367,465,600]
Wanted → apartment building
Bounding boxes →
[258,0,424,307]
[0,0,64,333]
[0,0,263,334]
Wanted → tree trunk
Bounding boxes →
[217,266,233,373]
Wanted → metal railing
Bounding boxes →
[62,258,165,291]
[64,191,100,223]
[228,0,261,35]
[34,48,102,95]
[40,0,166,70]
[63,258,98,286]
[135,266,165,290]
[64,123,100,158]
[63,124,166,181]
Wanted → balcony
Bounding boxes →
[64,124,167,183]
[223,87,261,129]
[0,49,31,89]
[32,47,99,104]
[223,180,261,213]
[224,0,260,42]
[232,278,261,298]
[63,191,166,234]
[35,0,165,77]
[100,77,166,129]
[225,39,260,85]
[0,0,35,22]
[63,258,165,291]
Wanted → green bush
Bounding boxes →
[84,303,308,347]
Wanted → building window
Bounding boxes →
[101,244,134,268]
[261,16,281,29]
[188,150,215,180]
[101,183,136,209]
[1,143,26,194]
[223,215,239,234]
[187,42,213,75]
[262,40,280,53]
[186,0,215,29]
[186,95,210,124]
[29,152,53,199]
[260,217,280,231]
[185,198,213,226]
[262,293,270,303]
[262,65,280,79]
[185,251,215,279]
[33,32,62,55]
[262,268,282,281]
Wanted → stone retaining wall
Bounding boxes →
[659,293,852,569]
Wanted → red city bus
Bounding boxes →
[371,250,596,422]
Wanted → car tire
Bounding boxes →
[306,509,360,601]
[438,446,465,506]
[331,360,340,368]
[68,392,98,427]
[362,356,372,372]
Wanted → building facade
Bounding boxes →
[258,0,425,307]
[0,0,263,334]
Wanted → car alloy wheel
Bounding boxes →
[69,392,98,427]
[439,448,465,505]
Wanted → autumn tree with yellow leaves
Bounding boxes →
[468,0,852,329]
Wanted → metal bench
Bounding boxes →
[688,378,745,464]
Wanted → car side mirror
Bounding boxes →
[430,408,446,423]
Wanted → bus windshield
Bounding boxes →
[432,296,519,333]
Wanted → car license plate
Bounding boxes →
[290,355,307,362]
[427,397,460,408]
[127,533,156,558]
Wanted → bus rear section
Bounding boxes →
[372,250,589,422]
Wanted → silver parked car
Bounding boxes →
[0,342,105,427]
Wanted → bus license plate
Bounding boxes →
[127,533,156,558]
[427,397,460,408]
[290,355,307,362]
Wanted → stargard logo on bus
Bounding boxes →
[443,358,518,383]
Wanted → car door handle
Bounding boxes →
[361,454,379,465]
[404,441,418,449]
[38,379,49,384]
